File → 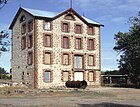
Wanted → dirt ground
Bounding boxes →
[0,86,140,107]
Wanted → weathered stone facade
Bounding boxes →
[10,7,102,89]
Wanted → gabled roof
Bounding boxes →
[9,7,103,29]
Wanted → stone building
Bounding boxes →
[9,7,103,89]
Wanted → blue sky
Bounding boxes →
[0,0,140,72]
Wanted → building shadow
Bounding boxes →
[78,102,139,107]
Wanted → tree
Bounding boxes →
[104,70,122,75]
[0,66,6,74]
[0,0,8,9]
[0,30,9,55]
[114,12,140,85]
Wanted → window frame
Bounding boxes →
[44,20,52,30]
[62,71,69,82]
[27,51,33,65]
[43,51,52,65]
[43,70,52,83]
[62,22,70,33]
[88,55,95,66]
[74,55,84,70]
[21,22,26,35]
[88,71,94,82]
[43,34,52,47]
[28,34,33,48]
[62,36,70,49]
[21,36,26,50]
[87,38,95,50]
[88,26,95,35]
[62,53,70,65]
[20,15,26,23]
[75,37,82,50]
[28,20,33,32]
[75,24,82,34]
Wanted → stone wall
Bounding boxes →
[11,9,101,89]
[35,12,101,89]
[11,10,35,87]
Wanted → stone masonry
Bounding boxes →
[10,7,103,89]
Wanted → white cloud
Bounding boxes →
[75,0,140,24]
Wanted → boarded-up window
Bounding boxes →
[74,72,83,81]
[62,71,69,81]
[63,23,69,32]
[44,21,51,30]
[44,35,51,47]
[28,35,32,48]
[28,21,33,32]
[44,52,51,64]
[88,55,94,66]
[63,54,69,65]
[76,25,81,34]
[88,39,94,50]
[88,26,94,35]
[21,23,26,34]
[63,37,69,48]
[28,51,33,65]
[44,70,51,82]
[76,38,81,49]
[89,71,94,81]
[74,55,83,69]
[21,36,26,50]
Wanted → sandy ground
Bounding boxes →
[0,87,140,107]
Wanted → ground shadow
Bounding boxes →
[78,102,139,107]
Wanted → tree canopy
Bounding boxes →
[0,30,9,55]
[0,0,8,9]
[114,12,140,85]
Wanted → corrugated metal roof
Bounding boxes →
[82,16,100,25]
[22,7,101,25]
[22,7,59,18]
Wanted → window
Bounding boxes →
[21,23,26,34]
[88,26,94,35]
[44,34,51,47]
[44,52,51,64]
[28,21,33,32]
[65,14,74,20]
[75,38,82,49]
[88,55,94,66]
[21,36,26,50]
[28,35,32,48]
[44,70,51,82]
[63,36,69,49]
[44,21,51,30]
[88,39,94,50]
[74,55,83,69]
[89,71,94,81]
[62,23,69,33]
[28,51,33,65]
[63,54,69,65]
[62,71,69,81]
[74,72,83,81]
[20,15,26,23]
[75,25,82,34]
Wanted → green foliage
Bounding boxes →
[0,67,11,80]
[0,30,9,55]
[0,67,6,74]
[114,12,140,85]
[104,70,122,75]
[0,0,8,9]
